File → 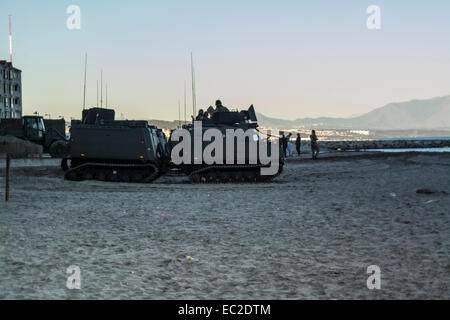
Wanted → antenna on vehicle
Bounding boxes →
[9,15,12,64]
[96,80,99,107]
[100,69,103,108]
[83,53,87,110]
[178,99,181,128]
[184,80,187,125]
[191,52,197,119]
[106,82,108,109]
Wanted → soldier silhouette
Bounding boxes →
[310,130,319,160]
[195,109,205,121]
[215,100,229,113]
[296,133,302,156]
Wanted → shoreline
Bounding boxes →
[293,138,450,153]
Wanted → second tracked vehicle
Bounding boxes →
[62,108,170,183]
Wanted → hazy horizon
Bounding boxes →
[1,0,449,121]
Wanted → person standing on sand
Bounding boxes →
[296,133,302,156]
[280,134,287,157]
[286,133,293,157]
[310,130,319,160]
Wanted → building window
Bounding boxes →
[14,97,20,105]
[14,84,19,92]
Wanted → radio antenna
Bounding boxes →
[184,80,187,125]
[100,69,103,108]
[191,52,197,119]
[96,80,99,107]
[178,99,181,128]
[82,53,87,110]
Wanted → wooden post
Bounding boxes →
[5,154,10,202]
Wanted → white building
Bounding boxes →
[0,60,22,119]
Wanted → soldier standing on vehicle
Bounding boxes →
[215,100,229,113]
[310,130,319,160]
[207,106,215,116]
[296,133,302,157]
[195,109,205,121]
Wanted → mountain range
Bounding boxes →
[257,95,450,130]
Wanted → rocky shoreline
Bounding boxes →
[297,139,450,152]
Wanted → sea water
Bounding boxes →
[367,148,450,153]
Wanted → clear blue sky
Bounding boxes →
[1,0,449,120]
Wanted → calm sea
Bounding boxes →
[368,148,450,153]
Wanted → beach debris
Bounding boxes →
[186,256,193,262]
[416,189,448,195]
[417,189,435,194]
[390,193,397,198]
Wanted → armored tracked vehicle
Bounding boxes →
[171,105,284,183]
[62,108,170,183]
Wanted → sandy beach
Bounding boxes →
[0,152,449,299]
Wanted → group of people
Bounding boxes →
[196,100,320,160]
[195,100,229,121]
[280,130,320,160]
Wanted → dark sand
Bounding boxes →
[0,152,449,299]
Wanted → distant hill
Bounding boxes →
[257,95,450,130]
[147,119,180,130]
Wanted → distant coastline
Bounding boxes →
[257,95,450,131]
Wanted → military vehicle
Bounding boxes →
[43,119,67,157]
[172,105,284,183]
[62,108,170,183]
[0,115,67,158]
